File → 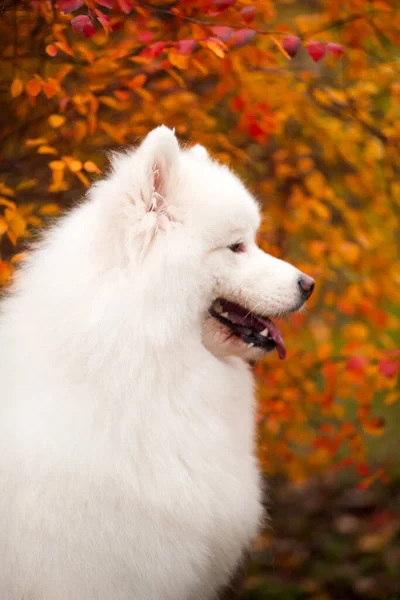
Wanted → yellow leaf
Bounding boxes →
[0,183,15,196]
[311,201,331,220]
[133,87,153,102]
[385,392,399,406]
[340,242,360,264]
[0,197,16,209]
[6,212,26,238]
[49,176,68,193]
[39,203,60,216]
[16,179,37,190]
[83,160,101,174]
[10,78,24,98]
[26,138,48,148]
[73,121,87,142]
[168,48,189,69]
[204,40,225,59]
[48,160,65,171]
[26,215,43,227]
[62,156,82,172]
[10,252,27,264]
[343,323,370,342]
[190,23,207,39]
[37,145,58,155]
[98,96,120,109]
[48,115,66,128]
[166,69,186,88]
[0,217,7,235]
[305,171,326,195]
[191,58,208,75]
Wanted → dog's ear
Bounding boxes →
[187,144,209,161]
[138,126,180,214]
[131,127,180,259]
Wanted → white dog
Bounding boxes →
[0,127,314,600]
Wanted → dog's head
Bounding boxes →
[104,126,314,360]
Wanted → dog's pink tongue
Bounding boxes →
[260,317,286,360]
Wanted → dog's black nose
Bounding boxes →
[298,274,315,299]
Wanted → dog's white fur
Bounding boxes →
[0,127,309,599]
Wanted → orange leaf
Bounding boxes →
[10,252,28,263]
[48,115,66,128]
[0,261,13,286]
[0,217,8,235]
[10,78,24,98]
[128,74,147,89]
[0,197,16,209]
[43,81,58,99]
[37,145,58,155]
[204,40,225,59]
[26,138,48,148]
[83,160,101,173]
[26,78,42,97]
[46,44,59,57]
[48,160,65,171]
[363,418,385,436]
[6,212,26,238]
[39,203,60,216]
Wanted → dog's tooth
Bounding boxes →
[248,343,254,347]
[221,312,229,318]
[214,301,223,313]
[260,328,269,337]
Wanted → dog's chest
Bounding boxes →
[117,359,263,590]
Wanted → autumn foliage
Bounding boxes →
[1,0,399,484]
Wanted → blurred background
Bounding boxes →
[1,1,399,598]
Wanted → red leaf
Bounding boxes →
[211,26,233,42]
[346,356,368,372]
[139,30,154,44]
[57,0,84,13]
[241,6,256,23]
[231,95,244,113]
[149,41,166,58]
[326,42,344,59]
[117,0,131,13]
[176,39,197,56]
[232,28,256,46]
[282,35,302,58]
[72,15,96,37]
[211,0,236,10]
[72,15,91,32]
[307,40,326,62]
[96,0,114,7]
[95,9,110,31]
[83,22,96,38]
[379,359,399,378]
[357,463,370,477]
[249,122,265,140]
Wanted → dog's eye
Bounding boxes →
[228,242,245,253]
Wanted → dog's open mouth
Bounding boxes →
[209,298,286,359]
